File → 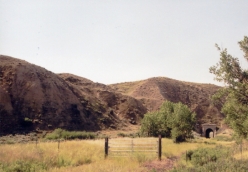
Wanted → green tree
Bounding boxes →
[210,36,248,140]
[140,101,196,142]
[169,102,196,142]
[140,112,160,137]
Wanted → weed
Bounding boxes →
[163,152,174,159]
[134,153,151,164]
[5,140,15,144]
[117,132,126,137]
[203,141,216,144]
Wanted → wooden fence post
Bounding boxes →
[158,135,162,161]
[186,150,187,162]
[58,139,60,150]
[131,139,133,153]
[105,137,109,159]
[241,142,243,160]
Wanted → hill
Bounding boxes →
[58,73,147,126]
[0,55,223,135]
[0,55,146,135]
[110,77,223,125]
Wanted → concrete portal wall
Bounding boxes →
[202,124,217,138]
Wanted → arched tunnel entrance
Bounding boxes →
[205,128,214,138]
[201,124,216,138]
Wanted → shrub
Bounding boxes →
[189,146,230,166]
[171,145,248,172]
[191,148,217,166]
[24,117,32,122]
[45,128,96,140]
[186,150,193,161]
[117,132,126,137]
[171,159,248,172]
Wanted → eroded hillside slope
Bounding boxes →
[58,73,147,127]
[110,77,223,125]
[0,55,102,134]
[0,55,147,135]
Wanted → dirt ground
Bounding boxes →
[142,156,179,172]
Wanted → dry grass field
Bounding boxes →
[0,136,241,172]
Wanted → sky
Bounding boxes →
[1,0,248,85]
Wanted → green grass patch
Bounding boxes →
[45,128,97,140]
[0,160,48,172]
[117,132,140,138]
[214,135,234,142]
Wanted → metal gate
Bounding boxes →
[105,136,162,160]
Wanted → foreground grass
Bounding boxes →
[0,139,150,172]
[161,137,234,158]
[171,139,248,172]
[171,145,248,172]
[0,140,101,171]
[0,137,241,172]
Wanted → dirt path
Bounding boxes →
[142,156,179,172]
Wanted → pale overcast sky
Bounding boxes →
[1,1,248,85]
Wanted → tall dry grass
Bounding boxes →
[0,137,237,172]
[0,139,152,172]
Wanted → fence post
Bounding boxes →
[241,142,243,160]
[131,139,133,153]
[58,139,60,150]
[105,137,108,159]
[186,150,187,162]
[158,135,162,161]
[36,138,38,148]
